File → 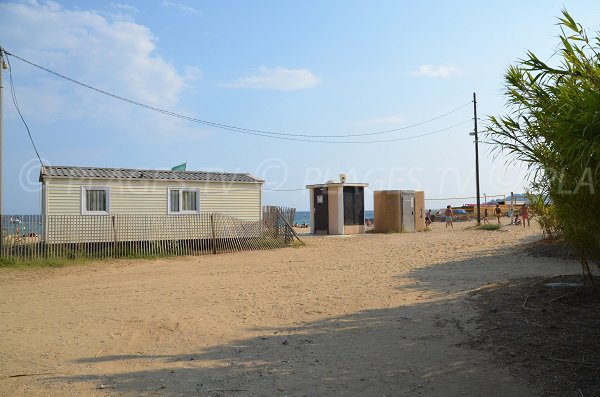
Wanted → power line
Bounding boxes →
[4,49,471,143]
[241,119,470,144]
[262,178,510,196]
[227,101,469,138]
[4,52,43,165]
[264,188,306,191]
[425,194,505,201]
[329,102,470,138]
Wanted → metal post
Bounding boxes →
[473,93,481,225]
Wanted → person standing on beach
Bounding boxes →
[521,204,530,228]
[445,205,453,228]
[495,204,502,225]
[483,208,490,224]
[425,209,432,226]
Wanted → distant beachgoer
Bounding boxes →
[445,205,453,228]
[521,204,530,228]
[514,214,521,225]
[494,204,502,224]
[483,208,489,224]
[425,210,432,226]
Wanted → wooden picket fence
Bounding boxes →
[0,208,300,261]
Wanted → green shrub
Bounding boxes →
[479,224,502,231]
[527,193,561,239]
[487,10,600,283]
[0,257,82,269]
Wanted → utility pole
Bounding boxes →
[471,92,481,225]
[0,47,5,252]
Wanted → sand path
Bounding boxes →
[0,221,579,396]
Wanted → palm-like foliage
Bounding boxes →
[487,10,600,282]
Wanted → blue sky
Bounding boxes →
[1,0,600,213]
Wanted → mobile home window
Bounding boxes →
[81,187,110,215]
[168,188,200,214]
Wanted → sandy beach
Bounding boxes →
[0,221,582,396]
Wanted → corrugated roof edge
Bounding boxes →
[39,165,265,184]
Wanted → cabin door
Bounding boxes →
[401,191,415,232]
[313,187,329,233]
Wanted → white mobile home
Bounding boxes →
[39,166,264,243]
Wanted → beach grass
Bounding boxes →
[479,224,502,231]
[290,240,305,248]
[0,251,167,269]
[0,256,89,269]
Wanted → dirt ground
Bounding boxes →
[0,221,596,396]
[467,271,600,396]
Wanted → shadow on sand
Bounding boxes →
[48,245,578,396]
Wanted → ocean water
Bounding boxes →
[294,210,374,225]
[2,215,43,236]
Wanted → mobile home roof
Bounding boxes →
[40,166,264,184]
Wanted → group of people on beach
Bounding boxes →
[482,204,530,227]
[423,204,531,228]
[423,206,456,228]
[424,206,456,228]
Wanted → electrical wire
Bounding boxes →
[233,101,469,138]
[264,188,306,191]
[265,188,508,197]
[3,52,43,165]
[224,118,471,144]
[4,49,472,143]
[425,194,505,201]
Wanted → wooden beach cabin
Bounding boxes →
[39,165,264,243]
[306,177,368,235]
[374,190,426,233]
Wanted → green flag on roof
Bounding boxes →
[171,162,186,171]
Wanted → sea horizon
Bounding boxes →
[294,210,374,225]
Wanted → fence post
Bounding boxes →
[111,215,118,257]
[275,207,304,246]
[210,214,217,254]
[0,215,3,259]
[271,207,279,240]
